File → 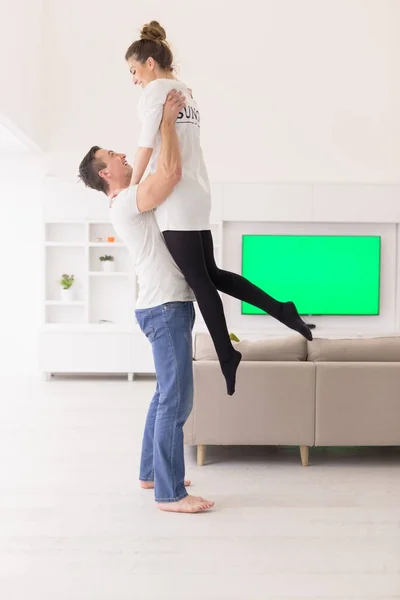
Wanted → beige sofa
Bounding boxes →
[184,333,400,466]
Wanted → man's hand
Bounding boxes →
[162,90,185,126]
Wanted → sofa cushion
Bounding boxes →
[307,336,400,362]
[194,333,307,361]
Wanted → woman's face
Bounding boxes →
[127,57,156,89]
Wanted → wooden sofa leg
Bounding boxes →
[197,444,206,466]
[300,445,309,467]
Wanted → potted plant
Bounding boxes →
[59,274,75,302]
[99,255,115,273]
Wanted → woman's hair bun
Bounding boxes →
[140,21,167,44]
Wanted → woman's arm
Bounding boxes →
[130,82,166,185]
[130,147,153,185]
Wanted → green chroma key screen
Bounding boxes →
[241,235,381,315]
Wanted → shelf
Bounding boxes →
[45,242,125,247]
[89,271,129,276]
[45,220,86,224]
[89,242,124,247]
[42,323,140,333]
[45,220,110,224]
[45,301,86,306]
[45,242,85,247]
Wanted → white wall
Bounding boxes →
[0,156,44,376]
[43,0,400,183]
[0,0,43,149]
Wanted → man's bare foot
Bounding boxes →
[158,495,214,513]
[140,479,191,490]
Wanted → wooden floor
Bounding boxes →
[0,375,399,600]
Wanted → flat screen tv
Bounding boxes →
[241,235,381,316]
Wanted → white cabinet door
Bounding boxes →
[40,333,132,373]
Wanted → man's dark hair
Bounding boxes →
[78,146,108,195]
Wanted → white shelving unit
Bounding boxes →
[89,272,129,277]
[40,217,223,378]
[43,220,136,326]
[41,220,143,378]
[45,242,85,247]
[89,242,125,247]
[45,301,86,306]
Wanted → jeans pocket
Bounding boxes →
[163,302,188,310]
[135,310,156,342]
[162,303,193,343]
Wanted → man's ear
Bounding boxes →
[98,169,109,181]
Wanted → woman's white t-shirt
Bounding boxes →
[137,78,211,232]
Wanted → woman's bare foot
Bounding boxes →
[140,479,191,490]
[158,495,214,513]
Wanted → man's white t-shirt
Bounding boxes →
[109,185,195,309]
[138,78,211,232]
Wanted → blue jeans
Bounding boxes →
[135,301,195,502]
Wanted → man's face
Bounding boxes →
[97,149,132,189]
[127,57,156,89]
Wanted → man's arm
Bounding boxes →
[136,91,184,213]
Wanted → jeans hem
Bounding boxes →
[155,490,188,503]
[139,478,154,482]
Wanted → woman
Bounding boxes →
[125,21,312,395]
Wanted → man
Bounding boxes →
[78,91,214,514]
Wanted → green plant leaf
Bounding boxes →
[59,274,75,288]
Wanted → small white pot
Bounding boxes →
[61,287,74,302]
[102,261,115,273]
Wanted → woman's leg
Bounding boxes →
[200,230,312,341]
[163,230,241,395]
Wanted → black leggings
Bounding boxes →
[162,230,284,363]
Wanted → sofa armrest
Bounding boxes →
[316,362,400,445]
